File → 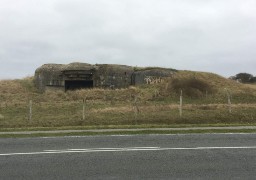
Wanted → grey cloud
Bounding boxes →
[0,0,255,79]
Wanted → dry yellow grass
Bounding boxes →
[0,71,255,128]
[172,71,246,92]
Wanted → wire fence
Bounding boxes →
[0,95,255,128]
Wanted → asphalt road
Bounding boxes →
[0,133,256,179]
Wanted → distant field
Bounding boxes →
[0,71,255,129]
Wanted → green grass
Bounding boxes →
[1,101,255,128]
[1,129,256,138]
[1,123,256,132]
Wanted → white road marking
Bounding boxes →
[1,146,256,156]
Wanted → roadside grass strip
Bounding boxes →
[1,128,256,138]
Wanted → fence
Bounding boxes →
[0,93,255,128]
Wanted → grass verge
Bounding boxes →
[1,123,256,132]
[1,128,256,138]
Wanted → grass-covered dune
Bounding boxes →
[0,71,255,129]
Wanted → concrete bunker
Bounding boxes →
[34,62,176,92]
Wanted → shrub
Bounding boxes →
[169,77,215,98]
[235,73,254,83]
[250,77,256,83]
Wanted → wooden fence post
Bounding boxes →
[179,90,183,117]
[228,97,232,114]
[133,96,139,124]
[225,89,232,113]
[83,98,86,120]
[28,100,32,123]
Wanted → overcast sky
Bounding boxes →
[0,0,255,79]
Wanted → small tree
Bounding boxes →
[250,76,256,83]
[235,73,253,83]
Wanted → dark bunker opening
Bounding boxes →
[65,80,93,91]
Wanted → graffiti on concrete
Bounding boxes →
[144,76,163,84]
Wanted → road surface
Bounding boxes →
[0,133,256,179]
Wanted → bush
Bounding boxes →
[250,77,256,83]
[169,77,215,98]
[235,73,254,83]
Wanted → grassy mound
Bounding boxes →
[0,71,255,129]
